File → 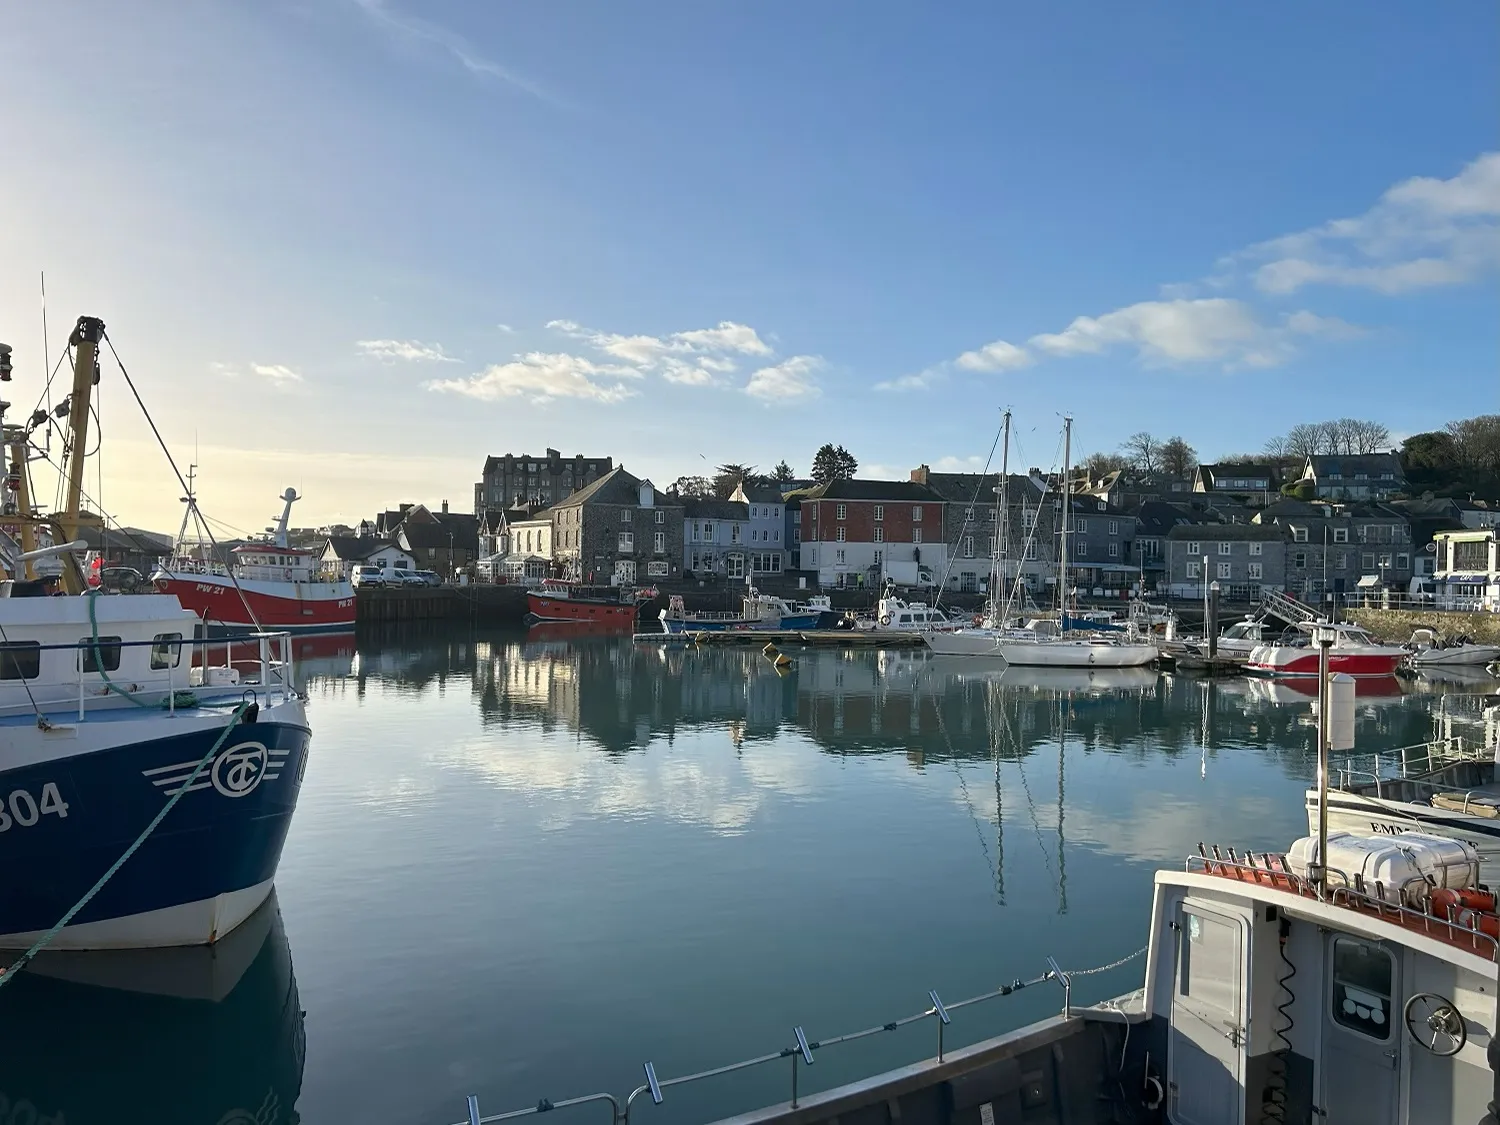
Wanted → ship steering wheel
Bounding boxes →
[1403,992,1467,1056]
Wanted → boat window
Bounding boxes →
[897,614,912,624]
[1330,936,1392,1040]
[0,641,41,681]
[79,635,123,673]
[150,632,184,670]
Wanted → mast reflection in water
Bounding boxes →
[0,895,304,1125]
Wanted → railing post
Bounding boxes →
[466,1095,481,1125]
[1046,957,1071,1019]
[929,990,951,1061]
[791,1026,813,1108]
[258,633,270,687]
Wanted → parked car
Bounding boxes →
[413,570,441,587]
[352,565,385,588]
[387,568,427,587]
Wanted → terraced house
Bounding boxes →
[1164,524,1290,599]
[1253,499,1413,598]
[547,467,683,585]
[909,466,1058,595]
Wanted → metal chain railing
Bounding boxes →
[449,946,1147,1125]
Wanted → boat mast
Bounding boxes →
[994,409,1010,623]
[57,316,104,594]
[1058,416,1072,620]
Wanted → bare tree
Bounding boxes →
[1285,423,1328,459]
[1352,419,1391,454]
[1262,434,1290,460]
[1447,415,1500,472]
[1121,431,1161,473]
[1159,436,1198,478]
[1082,451,1130,478]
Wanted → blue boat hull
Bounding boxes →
[661,612,827,633]
[0,715,309,942]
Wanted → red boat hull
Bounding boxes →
[526,592,637,627]
[154,576,356,630]
[1246,650,1405,677]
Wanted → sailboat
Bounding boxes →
[926,410,1043,657]
[992,417,1157,668]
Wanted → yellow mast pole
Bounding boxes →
[57,316,104,593]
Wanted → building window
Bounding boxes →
[1186,561,1201,578]
[622,510,632,523]
[1023,508,1037,529]
[836,528,846,542]
[963,536,974,558]
[872,505,884,522]
[1186,540,1200,555]
[1108,542,1120,558]
[1362,552,1376,569]
[1075,540,1086,557]
[965,507,974,521]
[1336,552,1349,570]
[912,528,922,544]
[912,506,924,521]
[619,531,634,550]
[1074,517,1087,533]
[1249,542,1262,556]
[1217,562,1231,579]
[1218,541,1232,555]
[1396,553,1409,570]
[654,531,665,553]
[1333,527,1348,543]
[836,504,847,520]
[1248,563,1263,580]
[731,525,742,543]
[874,527,884,543]
[1023,541,1037,560]
[835,549,846,565]
[1293,552,1306,568]
[655,510,664,524]
[873,550,882,567]
[1292,526,1308,542]
[1108,520,1119,535]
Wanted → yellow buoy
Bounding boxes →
[762,642,780,658]
[774,653,794,670]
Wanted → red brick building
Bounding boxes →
[796,480,947,587]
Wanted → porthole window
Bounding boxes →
[1331,936,1392,1040]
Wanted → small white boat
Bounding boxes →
[1407,627,1500,668]
[858,585,961,634]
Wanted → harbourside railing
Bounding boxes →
[1330,737,1486,792]
[447,949,1147,1125]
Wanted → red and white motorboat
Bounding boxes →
[1244,620,1407,678]
[524,579,654,629]
[152,487,355,632]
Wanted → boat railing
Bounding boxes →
[1331,737,1487,791]
[447,949,1141,1125]
[1188,845,1500,962]
[0,630,297,720]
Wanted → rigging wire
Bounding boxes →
[930,417,1005,609]
[99,331,264,631]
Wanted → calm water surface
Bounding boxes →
[3,627,1494,1125]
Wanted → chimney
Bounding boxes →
[910,464,929,484]
[441,499,449,514]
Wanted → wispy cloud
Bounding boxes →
[1233,151,1500,295]
[955,339,1033,373]
[356,338,458,363]
[874,368,944,393]
[745,356,823,402]
[251,363,304,384]
[350,0,551,102]
[496,323,516,334]
[547,318,772,388]
[427,353,641,404]
[213,361,305,390]
[1027,298,1356,369]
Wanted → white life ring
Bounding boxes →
[1143,1075,1164,1111]
[880,614,892,626]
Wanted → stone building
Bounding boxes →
[548,467,683,585]
[473,449,613,511]
[1164,523,1290,600]
[909,467,1058,595]
[1252,499,1414,599]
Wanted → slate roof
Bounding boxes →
[800,479,947,503]
[682,498,749,520]
[913,472,1046,506]
[550,466,682,509]
[1167,523,1288,542]
[1305,453,1405,481]
[1132,501,1202,538]
[1197,463,1281,489]
[323,535,401,561]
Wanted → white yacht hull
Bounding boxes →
[1411,645,1500,667]
[993,639,1158,667]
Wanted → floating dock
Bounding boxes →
[633,629,927,647]
[1156,642,1249,675]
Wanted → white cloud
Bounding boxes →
[874,368,944,393]
[426,352,641,404]
[546,318,772,387]
[249,363,303,384]
[356,338,458,363]
[1240,151,1500,294]
[955,339,1033,373]
[744,356,823,401]
[1024,297,1350,369]
[496,323,516,334]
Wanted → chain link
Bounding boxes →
[1067,945,1147,976]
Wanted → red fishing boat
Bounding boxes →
[524,579,654,628]
[152,487,355,632]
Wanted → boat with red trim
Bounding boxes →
[524,579,654,628]
[1245,619,1407,677]
[152,488,354,632]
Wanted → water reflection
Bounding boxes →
[0,895,304,1125]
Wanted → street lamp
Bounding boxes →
[1311,621,1338,896]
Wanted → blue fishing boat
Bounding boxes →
[659,589,824,633]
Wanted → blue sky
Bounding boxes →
[1,2,1495,532]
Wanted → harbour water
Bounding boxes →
[2,627,1493,1125]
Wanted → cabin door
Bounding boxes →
[1319,935,1400,1125]
[1167,903,1246,1125]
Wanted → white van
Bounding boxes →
[352,565,384,588]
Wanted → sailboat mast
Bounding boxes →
[60,317,103,543]
[995,409,1010,610]
[1058,416,1072,617]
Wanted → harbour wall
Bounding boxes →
[1345,608,1500,644]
